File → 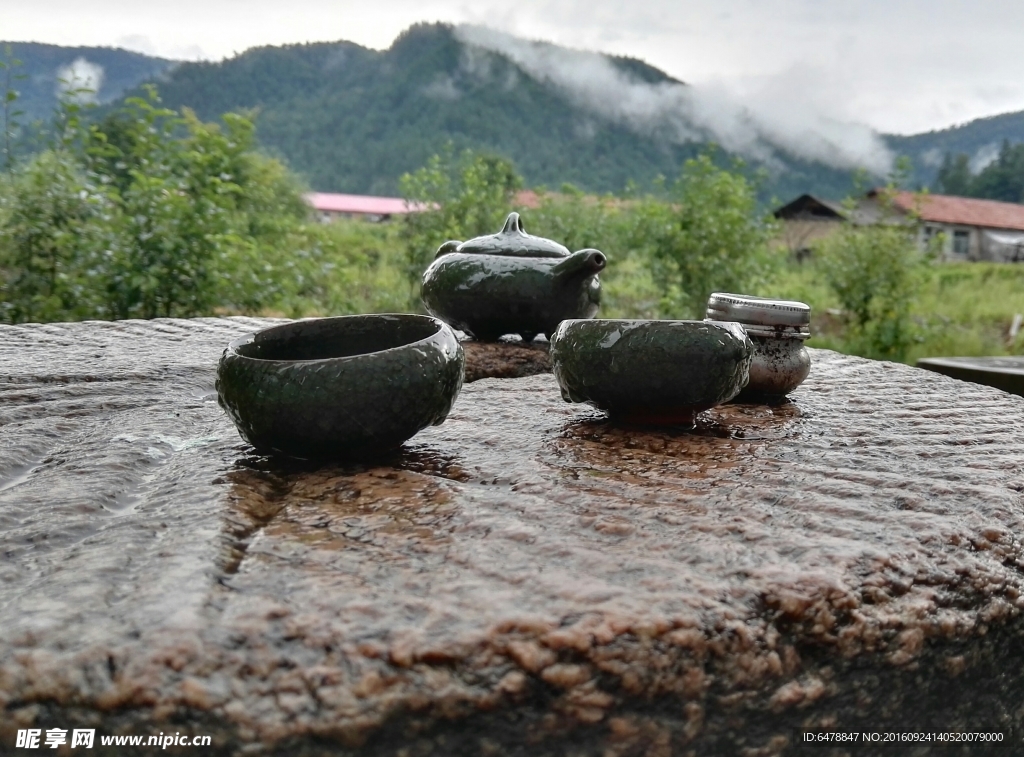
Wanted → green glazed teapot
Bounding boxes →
[421,212,606,342]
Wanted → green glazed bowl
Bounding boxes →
[217,314,464,459]
[549,319,753,426]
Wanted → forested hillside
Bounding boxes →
[5,27,1024,202]
[0,42,176,122]
[889,111,1024,190]
[109,24,860,199]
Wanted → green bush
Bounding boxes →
[0,89,310,323]
[632,154,777,318]
[399,146,521,284]
[814,195,930,361]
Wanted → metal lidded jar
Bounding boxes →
[705,292,811,398]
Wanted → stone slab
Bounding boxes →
[1,318,1024,755]
[917,356,1024,398]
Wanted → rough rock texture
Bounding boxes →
[2,318,1024,756]
[461,338,550,382]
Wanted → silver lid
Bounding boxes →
[706,292,811,329]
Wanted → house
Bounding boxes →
[304,193,433,222]
[877,191,1024,262]
[303,190,544,223]
[771,194,849,260]
[774,191,1024,262]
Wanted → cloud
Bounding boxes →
[454,24,893,175]
[423,74,460,101]
[56,57,104,103]
[969,143,1000,173]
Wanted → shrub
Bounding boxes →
[814,199,930,361]
[0,89,310,323]
[632,154,777,318]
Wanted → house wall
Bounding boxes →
[920,223,1024,262]
[919,223,980,261]
[776,219,843,258]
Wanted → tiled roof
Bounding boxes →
[888,191,1024,232]
[304,193,431,215]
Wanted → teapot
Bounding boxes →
[421,212,606,342]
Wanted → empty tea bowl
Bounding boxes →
[549,319,754,426]
[217,314,464,459]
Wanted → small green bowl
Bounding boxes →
[549,319,753,426]
[217,314,464,459]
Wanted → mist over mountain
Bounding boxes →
[5,26,1024,201]
[889,111,1024,187]
[0,42,177,122]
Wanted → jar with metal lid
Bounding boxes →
[705,292,811,398]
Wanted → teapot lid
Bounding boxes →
[457,213,570,258]
[706,292,811,329]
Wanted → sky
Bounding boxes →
[5,0,1024,136]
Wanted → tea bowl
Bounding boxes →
[549,319,753,426]
[217,314,464,459]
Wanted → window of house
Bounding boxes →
[953,230,970,256]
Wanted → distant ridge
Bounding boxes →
[5,28,1024,200]
[0,42,177,123]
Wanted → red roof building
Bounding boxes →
[775,191,1024,262]
[304,193,433,222]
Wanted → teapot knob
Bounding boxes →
[502,212,526,235]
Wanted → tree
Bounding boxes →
[815,189,931,361]
[0,87,310,323]
[969,141,1024,204]
[0,150,110,322]
[633,153,776,318]
[936,152,972,197]
[399,145,522,284]
[1,45,25,172]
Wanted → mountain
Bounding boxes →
[6,28,1023,202]
[106,24,860,199]
[0,42,177,124]
[886,112,1024,189]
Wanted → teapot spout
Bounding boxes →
[551,248,607,285]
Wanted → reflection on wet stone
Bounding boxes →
[3,318,1024,755]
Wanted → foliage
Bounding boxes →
[632,154,777,318]
[0,150,111,322]
[1,45,25,172]
[399,145,521,282]
[267,220,416,318]
[0,88,310,323]
[969,141,1024,203]
[522,185,663,318]
[935,141,1024,203]
[810,191,932,361]
[935,152,972,196]
[764,257,1024,364]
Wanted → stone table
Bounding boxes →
[918,356,1024,399]
[2,318,1024,756]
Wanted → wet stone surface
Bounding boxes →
[2,318,1024,755]
[461,338,550,382]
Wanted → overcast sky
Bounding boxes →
[6,0,1024,135]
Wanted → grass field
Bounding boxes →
[271,218,1024,365]
[761,260,1024,363]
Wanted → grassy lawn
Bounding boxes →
[267,218,1024,365]
[763,260,1024,363]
